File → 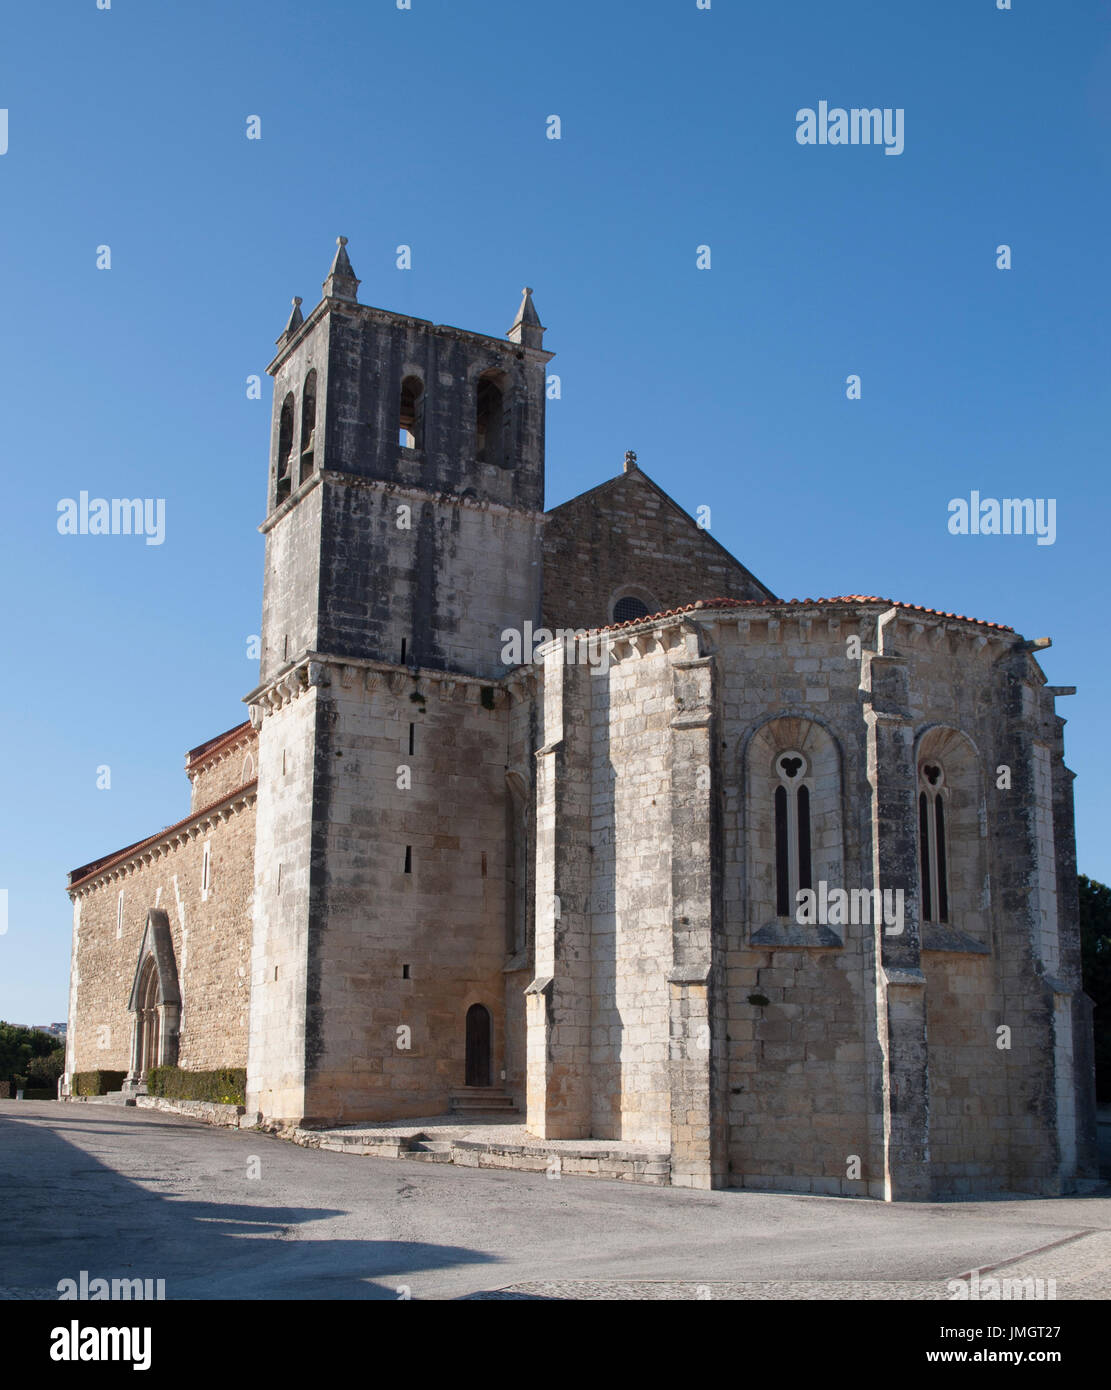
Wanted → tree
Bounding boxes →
[25,1047,65,1089]
[0,1021,60,1090]
[1079,875,1111,1101]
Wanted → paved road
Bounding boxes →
[2,1102,1108,1301]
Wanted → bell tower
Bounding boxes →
[257,236,551,686]
[245,239,552,1126]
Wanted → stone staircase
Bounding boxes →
[448,1088,518,1119]
[75,1090,136,1107]
[401,1136,454,1164]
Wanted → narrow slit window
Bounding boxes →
[918,763,949,924]
[919,792,932,923]
[408,723,415,756]
[404,845,412,874]
[797,785,812,891]
[774,751,811,918]
[775,785,790,916]
[934,798,949,922]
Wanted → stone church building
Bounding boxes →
[64,238,1097,1199]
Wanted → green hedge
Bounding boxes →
[21,1088,56,1100]
[146,1066,246,1106]
[72,1070,127,1096]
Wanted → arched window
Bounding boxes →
[241,752,256,783]
[745,716,844,944]
[914,726,986,945]
[613,596,651,624]
[299,370,317,483]
[774,750,812,917]
[476,371,509,467]
[918,761,949,924]
[276,393,294,504]
[399,375,424,449]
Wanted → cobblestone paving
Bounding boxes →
[466,1279,954,1300]
[469,1231,1111,1300]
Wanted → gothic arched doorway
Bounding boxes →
[465,1004,492,1087]
[125,909,181,1089]
[135,957,161,1076]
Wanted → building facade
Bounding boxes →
[63,239,1098,1198]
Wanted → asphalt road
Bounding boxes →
[2,1101,1108,1300]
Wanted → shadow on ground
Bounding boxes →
[0,1107,496,1300]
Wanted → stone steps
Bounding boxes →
[448,1089,517,1116]
[402,1138,454,1163]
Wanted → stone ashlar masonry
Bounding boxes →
[64,727,258,1080]
[260,285,547,689]
[542,464,773,634]
[243,247,553,1127]
[245,654,517,1126]
[527,598,1098,1197]
[61,243,1096,1198]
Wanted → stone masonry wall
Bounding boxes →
[288,661,512,1125]
[188,726,258,814]
[719,613,875,1194]
[246,683,320,1122]
[542,469,773,634]
[67,788,256,1081]
[589,641,674,1145]
[923,952,1011,1193]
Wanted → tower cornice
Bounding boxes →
[268,296,554,376]
[243,651,520,726]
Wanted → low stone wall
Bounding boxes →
[135,1095,250,1128]
[272,1121,671,1185]
[452,1137,670,1185]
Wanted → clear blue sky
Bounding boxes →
[1,0,1108,1022]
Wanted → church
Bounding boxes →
[63,238,1098,1199]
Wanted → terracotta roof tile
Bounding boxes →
[185,720,254,770]
[586,596,1015,635]
[67,779,258,891]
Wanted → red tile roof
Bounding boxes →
[589,596,1015,635]
[185,720,254,770]
[67,779,258,891]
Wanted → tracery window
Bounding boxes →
[918,761,949,924]
[774,749,812,916]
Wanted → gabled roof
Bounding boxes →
[547,465,776,600]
